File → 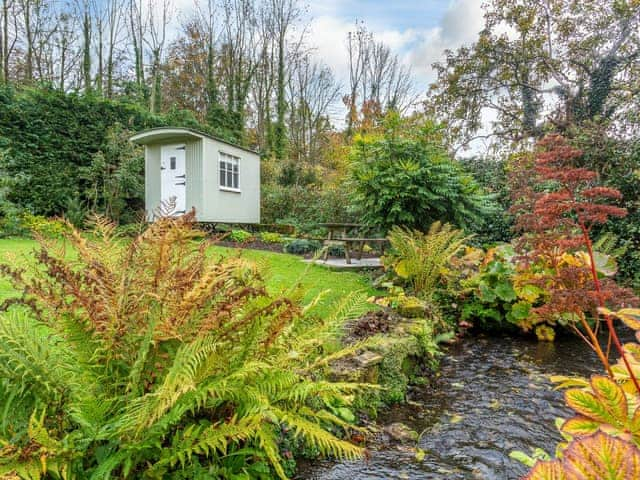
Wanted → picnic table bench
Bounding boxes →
[319,223,388,264]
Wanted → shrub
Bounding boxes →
[383,222,468,301]
[261,183,357,233]
[19,212,69,238]
[227,229,254,243]
[0,214,368,479]
[509,135,637,356]
[511,137,640,477]
[259,231,284,244]
[459,245,524,331]
[459,156,513,245]
[0,200,27,238]
[570,125,640,288]
[349,119,497,232]
[284,239,322,255]
[80,123,145,225]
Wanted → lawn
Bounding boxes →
[0,238,379,318]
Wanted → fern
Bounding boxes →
[0,213,370,479]
[385,222,470,299]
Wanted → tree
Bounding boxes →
[428,0,640,151]
[128,0,146,100]
[349,115,497,232]
[287,56,340,164]
[345,22,370,136]
[146,0,170,113]
[344,23,416,136]
[0,0,5,82]
[104,0,125,97]
[268,0,303,160]
[219,0,260,137]
[163,21,210,117]
[80,0,92,94]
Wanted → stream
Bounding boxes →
[298,334,604,480]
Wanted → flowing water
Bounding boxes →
[298,334,604,480]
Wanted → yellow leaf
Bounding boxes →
[550,375,590,390]
[524,459,566,480]
[615,309,640,330]
[563,432,640,479]
[561,252,585,267]
[561,416,599,436]
[565,389,615,425]
[590,375,628,425]
[449,413,464,424]
[394,260,410,279]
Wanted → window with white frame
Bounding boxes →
[219,152,240,190]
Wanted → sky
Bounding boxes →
[306,0,486,91]
[168,0,486,92]
[167,0,488,129]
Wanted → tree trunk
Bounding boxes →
[1,0,6,82]
[129,0,145,100]
[96,20,103,95]
[23,0,33,81]
[59,36,66,90]
[0,0,3,83]
[273,32,286,159]
[83,9,92,94]
[150,50,161,113]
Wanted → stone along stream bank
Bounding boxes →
[298,334,604,479]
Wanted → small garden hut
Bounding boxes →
[130,127,260,223]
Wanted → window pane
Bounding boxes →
[170,157,176,170]
[220,154,240,189]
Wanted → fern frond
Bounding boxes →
[274,408,363,460]
[119,334,220,433]
[151,416,262,472]
[255,426,288,480]
[0,311,85,401]
[385,223,470,299]
[326,291,370,325]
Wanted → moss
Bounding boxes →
[378,348,409,404]
[396,295,426,318]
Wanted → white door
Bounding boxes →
[160,144,186,215]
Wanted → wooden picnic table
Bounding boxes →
[319,223,366,239]
[318,223,388,264]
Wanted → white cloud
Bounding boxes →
[404,0,485,85]
[307,0,485,91]
[306,15,354,81]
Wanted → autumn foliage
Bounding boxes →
[510,135,638,389]
[0,212,368,478]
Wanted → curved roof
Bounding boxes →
[130,127,258,154]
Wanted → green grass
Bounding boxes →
[0,238,378,318]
